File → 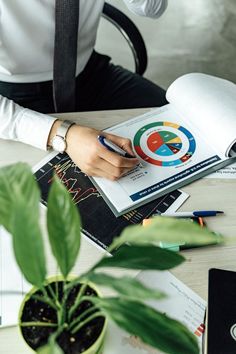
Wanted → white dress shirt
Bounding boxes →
[0,0,168,150]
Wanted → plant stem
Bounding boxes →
[55,276,59,301]
[42,286,60,310]
[20,321,58,328]
[57,280,69,327]
[53,322,68,339]
[68,305,98,330]
[47,283,60,308]
[64,275,85,293]
[31,294,58,311]
[77,295,97,303]
[68,282,88,320]
[71,312,105,334]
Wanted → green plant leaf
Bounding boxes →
[0,188,12,233]
[0,163,46,288]
[109,217,223,251]
[0,163,39,233]
[37,335,63,354]
[47,175,81,278]
[94,244,184,270]
[93,297,199,354]
[86,272,166,300]
[11,190,46,288]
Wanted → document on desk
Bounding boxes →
[33,153,189,252]
[104,271,206,354]
[0,227,30,328]
[205,161,236,179]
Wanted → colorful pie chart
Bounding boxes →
[133,121,196,167]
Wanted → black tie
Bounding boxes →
[53,0,80,112]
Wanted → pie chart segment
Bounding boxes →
[166,144,182,154]
[162,159,183,167]
[167,143,182,149]
[159,131,177,143]
[154,144,174,156]
[147,132,164,152]
[167,137,182,144]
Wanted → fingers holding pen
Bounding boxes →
[97,133,139,169]
[103,133,136,157]
[96,140,140,179]
[98,146,139,169]
[96,157,134,180]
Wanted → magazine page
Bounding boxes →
[167,73,236,156]
[92,105,227,214]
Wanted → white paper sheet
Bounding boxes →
[0,227,31,328]
[205,161,236,179]
[104,270,206,354]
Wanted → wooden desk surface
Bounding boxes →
[1,108,236,353]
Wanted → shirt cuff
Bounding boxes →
[125,0,168,18]
[16,109,57,151]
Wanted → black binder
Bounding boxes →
[206,268,236,354]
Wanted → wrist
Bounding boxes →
[48,120,75,153]
[65,124,86,148]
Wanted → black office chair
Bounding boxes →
[102,3,148,76]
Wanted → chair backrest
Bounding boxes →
[102,3,148,76]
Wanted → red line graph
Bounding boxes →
[49,159,102,205]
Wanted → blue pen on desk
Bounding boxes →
[97,135,135,158]
[159,210,224,218]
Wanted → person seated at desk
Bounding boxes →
[0,0,167,180]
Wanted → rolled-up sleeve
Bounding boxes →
[0,95,57,151]
[123,0,168,18]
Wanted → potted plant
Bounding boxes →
[0,163,222,354]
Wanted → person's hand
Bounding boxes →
[65,124,139,180]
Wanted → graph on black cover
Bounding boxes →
[35,153,183,250]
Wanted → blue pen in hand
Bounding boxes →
[97,135,135,158]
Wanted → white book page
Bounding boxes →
[167,73,236,156]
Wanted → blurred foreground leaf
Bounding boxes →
[94,297,199,354]
[87,272,165,300]
[47,176,81,278]
[0,163,46,288]
[94,244,184,270]
[110,217,223,251]
[37,335,63,354]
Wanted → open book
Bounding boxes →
[91,73,236,215]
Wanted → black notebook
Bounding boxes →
[205,268,236,354]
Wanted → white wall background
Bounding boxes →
[96,0,236,89]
